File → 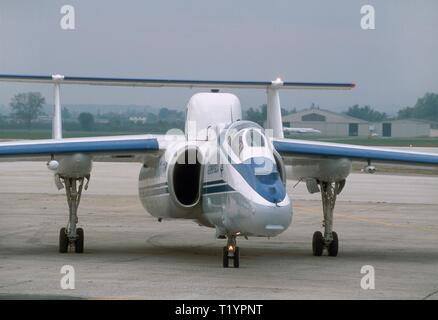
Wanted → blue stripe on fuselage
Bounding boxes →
[203,184,234,195]
[140,180,234,197]
[203,179,226,186]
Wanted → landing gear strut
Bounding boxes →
[58,175,89,253]
[312,180,344,257]
[222,235,240,268]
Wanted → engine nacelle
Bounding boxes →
[168,146,203,208]
[55,154,92,178]
[288,158,352,182]
[139,143,204,219]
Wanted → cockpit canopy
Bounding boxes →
[229,128,267,160]
[219,121,285,203]
[221,121,273,164]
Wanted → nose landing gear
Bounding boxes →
[222,235,240,268]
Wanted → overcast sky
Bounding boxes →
[0,0,437,114]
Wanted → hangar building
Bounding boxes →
[281,108,431,137]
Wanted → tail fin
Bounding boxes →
[267,78,284,138]
[52,75,63,139]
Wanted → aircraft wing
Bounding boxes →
[0,134,182,164]
[272,138,438,166]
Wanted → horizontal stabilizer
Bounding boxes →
[0,74,355,90]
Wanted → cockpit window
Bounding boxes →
[233,157,286,203]
[228,129,266,159]
[245,129,265,147]
[220,121,272,164]
[229,133,244,157]
[219,121,285,203]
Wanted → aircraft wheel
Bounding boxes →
[222,247,229,268]
[328,231,338,257]
[75,228,84,253]
[59,227,69,253]
[312,231,324,256]
[233,247,240,268]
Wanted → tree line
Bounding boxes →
[2,91,437,132]
[0,92,186,133]
[397,93,438,122]
[344,93,438,122]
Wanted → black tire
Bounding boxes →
[233,247,240,268]
[312,231,324,256]
[328,231,338,257]
[222,246,229,268]
[75,228,84,253]
[59,227,69,253]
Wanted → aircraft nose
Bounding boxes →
[250,199,292,237]
[221,193,292,237]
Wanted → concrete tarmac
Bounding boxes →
[0,162,438,299]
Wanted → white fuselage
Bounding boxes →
[138,122,292,238]
[135,92,351,239]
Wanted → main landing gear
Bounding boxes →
[58,175,89,253]
[312,180,344,257]
[222,235,240,268]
